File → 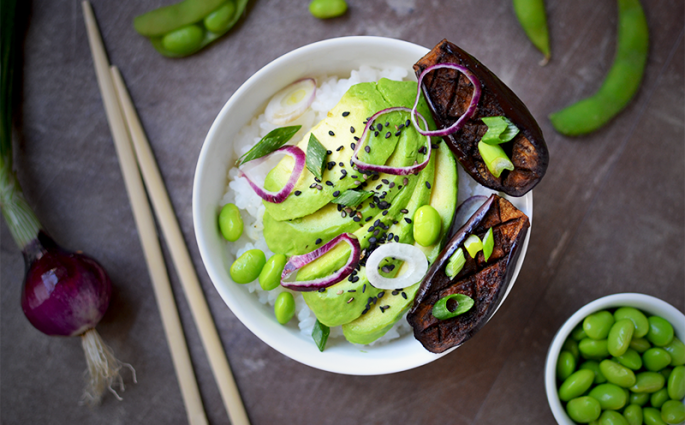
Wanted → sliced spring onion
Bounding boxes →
[281,233,360,291]
[332,189,373,208]
[464,234,483,258]
[478,141,515,178]
[264,78,317,125]
[452,195,489,232]
[306,133,327,180]
[365,243,428,290]
[482,228,494,261]
[351,107,432,176]
[312,319,330,352]
[411,63,482,137]
[239,145,305,203]
[237,125,301,166]
[445,247,466,279]
[432,294,475,320]
[481,116,519,145]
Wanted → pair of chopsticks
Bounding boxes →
[82,3,249,425]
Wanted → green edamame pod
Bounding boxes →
[663,337,685,366]
[608,319,634,357]
[162,24,205,55]
[559,369,596,401]
[512,0,551,63]
[557,351,577,381]
[614,307,650,338]
[623,404,643,425]
[566,396,602,423]
[650,388,670,409]
[668,366,685,400]
[644,348,673,372]
[642,407,667,425]
[204,2,236,33]
[134,0,227,36]
[549,0,648,136]
[660,400,685,425]
[584,310,615,340]
[600,359,636,388]
[630,371,665,393]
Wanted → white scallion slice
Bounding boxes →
[265,78,317,125]
[366,243,428,290]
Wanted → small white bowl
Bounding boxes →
[193,36,533,375]
[545,293,685,424]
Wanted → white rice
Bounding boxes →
[221,65,493,347]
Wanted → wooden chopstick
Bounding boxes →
[82,2,250,424]
[110,66,250,425]
[81,3,209,425]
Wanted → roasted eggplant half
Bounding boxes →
[414,39,549,197]
[407,194,529,353]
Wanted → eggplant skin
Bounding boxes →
[407,194,529,354]
[414,39,549,197]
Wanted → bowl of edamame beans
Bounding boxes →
[545,293,685,424]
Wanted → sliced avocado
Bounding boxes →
[342,144,458,344]
[301,151,435,327]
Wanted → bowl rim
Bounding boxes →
[193,36,533,375]
[544,292,685,424]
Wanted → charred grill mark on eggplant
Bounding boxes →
[414,39,549,197]
[407,194,529,353]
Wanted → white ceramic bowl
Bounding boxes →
[193,36,533,375]
[545,293,685,424]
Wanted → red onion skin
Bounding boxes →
[20,232,111,337]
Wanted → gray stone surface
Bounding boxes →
[1,0,683,424]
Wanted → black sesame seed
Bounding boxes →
[316,184,323,190]
[363,284,367,293]
[392,290,399,296]
[374,219,381,226]
[318,288,326,292]
[372,175,380,180]
[351,276,359,283]
[341,169,347,176]
[387,232,394,240]
[353,136,360,141]
[398,123,405,129]
[365,216,372,222]
[382,210,388,216]
[376,123,383,131]
[385,132,391,139]
[401,209,409,214]
[405,119,410,127]
[401,292,407,299]
[341,211,347,218]
[327,150,332,155]
[336,145,344,151]
[350,126,355,133]
[385,122,389,127]
[374,131,379,137]
[369,237,377,244]
[404,217,412,224]
[329,130,335,136]
[394,235,399,242]
[326,181,334,186]
[380,306,386,313]
[375,184,382,190]
[309,183,316,189]
[381,179,389,185]
[315,177,322,182]
[348,289,356,292]
[381,266,390,273]
[418,146,427,154]
[394,130,401,137]
[368,226,375,233]
[342,111,350,117]
[315,238,322,244]
[365,146,371,153]
[353,216,361,222]
[351,142,356,149]
[294,190,302,196]
[426,181,431,189]
[333,190,340,197]
[389,182,395,188]
[373,229,379,236]
[351,175,358,179]
[431,144,438,149]
[369,203,375,208]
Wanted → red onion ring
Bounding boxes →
[350,107,431,176]
[411,63,482,137]
[239,145,305,204]
[281,233,360,291]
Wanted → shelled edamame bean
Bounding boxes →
[134,0,249,57]
[309,0,348,19]
[557,306,685,424]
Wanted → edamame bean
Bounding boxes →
[623,404,643,425]
[614,307,650,338]
[584,311,615,340]
[258,254,287,291]
[573,324,588,341]
[413,205,442,247]
[660,367,672,380]
[598,410,628,425]
[650,388,670,409]
[230,249,266,283]
[647,316,675,347]
[204,2,236,33]
[162,25,205,55]
[549,0,648,136]
[581,338,611,359]
[668,366,685,400]
[581,360,608,384]
[643,407,668,425]
[609,319,635,357]
[644,348,673,372]
[663,338,685,366]
[564,338,581,360]
[219,203,243,241]
[616,348,643,370]
[630,371,665,393]
[600,359,637,388]
[134,0,226,35]
[566,396,602,423]
[559,369,596,401]
[308,0,348,19]
[512,0,551,63]
[630,337,652,353]
[589,383,628,410]
[660,400,685,425]
[630,391,650,406]
[558,351,577,381]
[274,291,295,324]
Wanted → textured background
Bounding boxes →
[1,0,683,424]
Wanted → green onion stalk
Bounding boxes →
[1,0,133,404]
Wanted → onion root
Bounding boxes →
[80,329,136,405]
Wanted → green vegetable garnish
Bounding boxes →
[312,319,330,352]
[432,294,475,320]
[464,234,483,258]
[445,248,465,279]
[305,133,327,180]
[236,125,301,166]
[478,141,515,178]
[482,228,494,261]
[481,116,520,145]
[332,189,373,208]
